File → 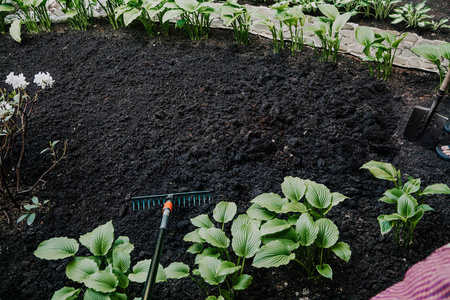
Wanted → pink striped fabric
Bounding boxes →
[371,243,450,300]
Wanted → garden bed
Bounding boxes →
[0,16,449,300]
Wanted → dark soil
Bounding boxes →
[0,18,449,300]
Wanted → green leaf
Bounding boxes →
[315,218,339,248]
[296,213,318,247]
[84,270,118,293]
[51,287,81,300]
[199,227,230,248]
[421,183,450,195]
[162,8,184,23]
[34,237,79,260]
[109,292,127,300]
[397,194,417,218]
[187,242,203,254]
[281,176,306,201]
[403,178,421,194]
[252,241,295,268]
[165,262,190,279]
[213,201,237,224]
[232,224,261,258]
[231,214,260,236]
[438,43,450,60]
[251,193,288,213]
[246,203,276,220]
[112,237,134,254]
[233,274,253,290]
[330,242,351,262]
[10,19,22,43]
[411,44,441,62]
[361,161,397,181]
[112,267,129,290]
[17,214,28,223]
[260,219,291,236]
[0,3,15,12]
[409,208,424,227]
[191,214,214,228]
[332,12,351,36]
[316,263,332,279]
[216,261,240,276]
[128,260,166,283]
[27,213,36,225]
[378,215,395,234]
[183,229,205,243]
[261,227,299,250]
[280,201,308,214]
[417,204,433,212]
[123,8,141,27]
[305,181,332,209]
[383,188,404,203]
[331,192,348,207]
[112,248,131,273]
[79,221,114,256]
[83,288,110,300]
[194,247,220,264]
[175,0,198,12]
[198,256,226,285]
[355,26,375,47]
[318,4,339,20]
[66,258,99,283]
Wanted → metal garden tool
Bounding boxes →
[403,71,450,148]
[131,190,213,300]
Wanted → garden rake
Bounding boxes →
[131,190,213,300]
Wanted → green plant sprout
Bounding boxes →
[17,196,49,225]
[306,4,352,62]
[389,1,431,28]
[247,176,351,282]
[361,161,450,248]
[93,0,124,29]
[221,0,259,46]
[411,43,450,89]
[360,0,401,20]
[255,10,284,53]
[354,26,408,80]
[56,0,95,30]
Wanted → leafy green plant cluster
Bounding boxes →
[221,0,259,46]
[360,0,400,20]
[306,4,352,62]
[94,0,124,29]
[56,0,95,30]
[0,0,14,33]
[411,43,450,88]
[9,0,52,38]
[361,161,450,248]
[355,26,407,80]
[17,196,50,225]
[389,1,450,30]
[246,176,351,282]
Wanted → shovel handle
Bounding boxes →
[439,70,450,96]
[425,71,450,125]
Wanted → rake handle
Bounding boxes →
[142,201,173,300]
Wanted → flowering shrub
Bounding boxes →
[1,71,65,205]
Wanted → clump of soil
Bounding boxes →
[0,20,449,300]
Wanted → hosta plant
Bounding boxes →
[306,4,352,62]
[290,0,324,14]
[34,221,177,299]
[411,43,450,88]
[169,201,264,299]
[361,161,450,248]
[56,0,95,30]
[255,10,283,53]
[354,26,408,80]
[17,196,50,226]
[9,0,52,42]
[221,0,259,46]
[389,1,432,28]
[115,0,158,36]
[360,0,401,20]
[93,0,125,29]
[247,176,351,282]
[0,0,15,33]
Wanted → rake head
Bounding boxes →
[131,190,213,211]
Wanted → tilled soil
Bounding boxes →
[0,21,449,300]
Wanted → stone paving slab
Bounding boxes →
[8,1,449,73]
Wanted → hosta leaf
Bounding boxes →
[411,44,441,62]
[403,178,421,194]
[199,227,230,248]
[417,204,433,212]
[213,201,237,224]
[409,208,424,227]
[84,270,118,293]
[112,248,131,273]
[318,4,339,20]
[10,19,22,43]
[316,263,332,279]
[315,218,339,249]
[198,256,226,285]
[79,221,114,256]
[261,227,299,250]
[231,214,261,236]
[384,188,404,203]
[252,241,295,268]
[190,214,214,228]
[250,193,288,213]
[397,194,417,218]
[246,203,276,220]
[83,288,110,300]
[332,12,351,36]
[66,258,99,283]
[112,237,134,254]
[187,242,203,254]
[383,213,405,221]
[123,8,141,27]
[331,192,348,207]
[51,287,80,300]
[165,262,190,279]
[439,43,450,60]
[175,0,198,12]
[421,183,450,195]
[260,219,291,236]
[112,267,129,290]
[109,292,127,300]
[378,215,395,234]
[162,8,184,23]
[281,176,306,202]
[361,161,397,181]
[280,201,308,214]
[355,26,375,46]
[296,213,318,247]
[194,247,220,264]
[34,237,79,260]
[0,3,14,12]
[233,274,253,290]
[216,261,240,276]
[330,242,351,262]
[232,224,261,258]
[183,229,205,243]
[205,297,224,300]
[305,181,332,209]
[128,260,166,283]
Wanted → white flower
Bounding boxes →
[33,72,54,89]
[5,72,29,90]
[0,101,12,111]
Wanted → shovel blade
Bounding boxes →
[403,106,448,148]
